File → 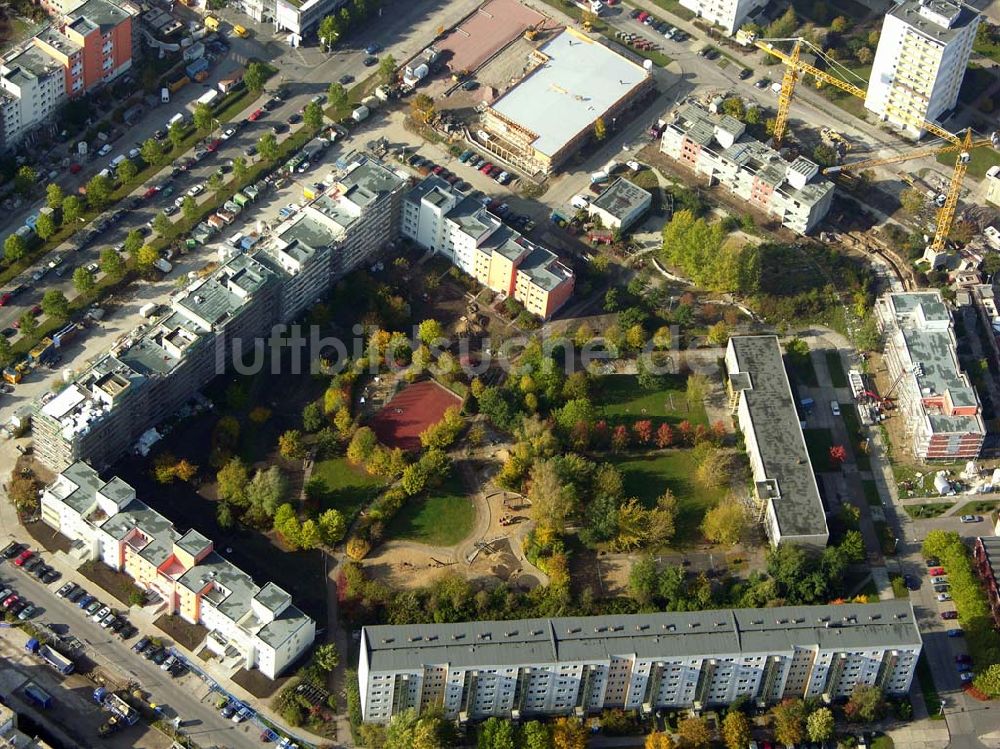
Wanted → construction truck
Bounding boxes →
[204,15,220,31]
[233,24,249,38]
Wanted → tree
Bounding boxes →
[378,54,397,85]
[722,711,751,749]
[141,138,163,166]
[302,402,324,432]
[694,447,732,489]
[34,212,56,240]
[193,102,214,132]
[73,266,95,295]
[175,459,198,482]
[830,15,849,32]
[806,707,834,742]
[594,117,607,141]
[0,336,11,368]
[829,444,847,467]
[62,195,82,224]
[121,228,142,257]
[529,459,576,535]
[411,93,436,124]
[258,131,278,161]
[900,187,926,215]
[318,508,347,545]
[766,6,797,37]
[417,318,445,345]
[279,429,307,460]
[304,100,324,130]
[771,700,806,746]
[521,721,552,749]
[677,716,711,749]
[4,234,25,263]
[314,642,340,672]
[298,519,323,549]
[181,194,199,221]
[17,311,37,337]
[551,718,586,749]
[244,466,288,522]
[116,159,137,185]
[100,247,124,278]
[328,82,348,111]
[318,14,341,49]
[857,46,874,64]
[153,212,171,236]
[812,143,838,168]
[217,458,250,506]
[232,156,248,181]
[86,173,113,210]
[845,684,885,722]
[702,501,746,545]
[244,62,267,94]
[136,245,160,272]
[347,427,378,464]
[169,119,186,149]
[41,289,69,320]
[45,182,63,211]
[216,501,234,529]
[721,97,745,120]
[974,663,1000,697]
[706,320,730,344]
[14,165,35,196]
[645,732,675,749]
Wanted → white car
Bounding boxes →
[937,593,952,602]
[92,605,111,622]
[961,671,974,683]
[97,144,113,157]
[960,514,982,523]
[220,127,236,140]
[187,184,205,197]
[830,401,841,417]
[931,576,948,584]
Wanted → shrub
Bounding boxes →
[346,536,371,560]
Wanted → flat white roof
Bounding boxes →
[489,29,648,158]
[41,384,85,420]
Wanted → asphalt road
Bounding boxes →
[0,551,264,749]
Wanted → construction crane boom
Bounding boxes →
[825,131,997,174]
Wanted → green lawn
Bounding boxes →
[803,428,835,472]
[385,476,475,547]
[955,499,1000,516]
[599,374,708,427]
[903,502,950,519]
[650,0,696,20]
[825,350,847,387]
[937,146,1000,179]
[310,457,385,522]
[613,451,727,543]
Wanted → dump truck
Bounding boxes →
[23,682,53,708]
[93,688,139,726]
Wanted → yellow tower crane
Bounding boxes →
[752,36,999,254]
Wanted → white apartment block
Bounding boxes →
[402,176,574,319]
[726,336,829,547]
[359,603,921,724]
[0,45,67,146]
[679,0,766,35]
[865,0,979,138]
[660,103,834,234]
[41,461,315,678]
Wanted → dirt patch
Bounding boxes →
[25,520,73,554]
[154,613,207,652]
[372,380,463,451]
[435,0,545,74]
[232,666,288,699]
[78,560,139,606]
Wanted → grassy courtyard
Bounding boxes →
[310,457,385,522]
[385,475,476,547]
[599,374,708,427]
[613,451,728,544]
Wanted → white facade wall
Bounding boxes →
[0,61,67,145]
[678,0,765,34]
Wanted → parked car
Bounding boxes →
[2,542,23,559]
[13,549,33,567]
[926,557,940,567]
[933,584,950,593]
[947,628,963,637]
[101,612,117,628]
[941,611,958,619]
[57,582,76,598]
[220,704,236,719]
[18,604,36,620]
[133,636,150,653]
[960,514,982,523]
[937,593,952,602]
[248,109,265,121]
[68,588,87,603]
[77,594,95,609]
[92,605,111,622]
[928,567,945,576]
[961,671,974,683]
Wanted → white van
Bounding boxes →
[161,87,170,103]
[98,168,112,179]
[571,194,590,210]
[110,155,126,168]
[166,113,184,129]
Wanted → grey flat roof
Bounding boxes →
[4,45,61,83]
[729,336,828,540]
[68,0,132,31]
[489,29,649,158]
[592,177,652,219]
[50,461,105,514]
[447,197,500,241]
[889,0,978,43]
[258,604,312,648]
[362,602,920,672]
[279,212,340,251]
[339,156,406,206]
[175,254,273,328]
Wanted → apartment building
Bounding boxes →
[973,536,1000,629]
[0,45,67,147]
[41,462,315,678]
[875,291,985,460]
[359,602,921,724]
[679,0,766,35]
[274,0,347,42]
[587,178,652,231]
[34,155,407,472]
[866,0,979,138]
[402,176,574,318]
[660,103,834,234]
[725,336,829,547]
[33,254,278,472]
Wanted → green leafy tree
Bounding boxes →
[41,289,69,320]
[304,100,324,129]
[417,318,445,345]
[244,466,288,522]
[258,131,278,161]
[702,501,746,545]
[317,508,346,545]
[217,457,251,506]
[722,711,751,749]
[100,247,124,278]
[141,138,163,166]
[182,195,199,221]
[45,182,63,211]
[208,172,224,193]
[974,663,1000,697]
[34,213,56,240]
[14,165,35,196]
[528,459,576,535]
[123,229,144,257]
[328,82,348,111]
[116,159,138,185]
[4,234,25,263]
[844,684,885,722]
[314,643,340,671]
[378,54,397,85]
[244,61,267,94]
[168,119,185,149]
[302,402,324,432]
[298,519,322,549]
[216,501,234,529]
[806,707,834,742]
[771,699,806,746]
[193,102,214,132]
[73,266,95,295]
[153,212,172,236]
[520,722,551,749]
[86,173,113,210]
[318,14,341,49]
[136,245,160,272]
[278,428,307,459]
[62,195,82,224]
[0,336,12,368]
[18,311,37,337]
[232,156,248,181]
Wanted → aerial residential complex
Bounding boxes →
[679,0,766,35]
[359,602,921,724]
[479,28,653,175]
[865,0,979,138]
[660,103,834,234]
[41,462,315,678]
[32,155,408,472]
[402,175,575,319]
[725,336,829,547]
[875,291,985,460]
[0,0,136,147]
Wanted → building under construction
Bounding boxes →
[478,28,653,175]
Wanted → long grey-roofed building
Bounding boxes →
[359,601,920,724]
[725,336,829,547]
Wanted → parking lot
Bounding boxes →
[0,539,268,749]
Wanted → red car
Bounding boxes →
[13,549,33,567]
[206,139,222,152]
[432,165,444,174]
[69,163,82,174]
[29,304,41,316]
[248,109,265,121]
[480,162,493,173]
[0,292,11,307]
[942,611,959,620]
[2,594,17,609]
[928,567,945,576]
[143,186,159,199]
